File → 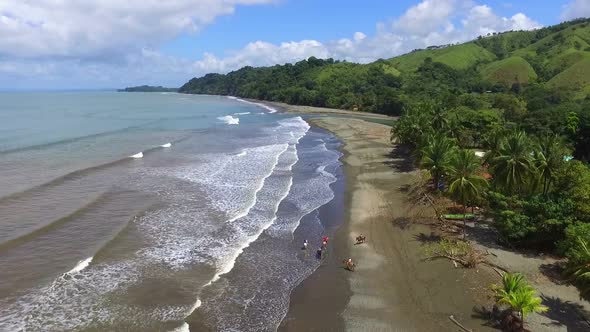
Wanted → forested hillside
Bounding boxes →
[180,18,590,116]
[179,18,590,299]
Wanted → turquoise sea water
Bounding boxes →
[0,92,342,331]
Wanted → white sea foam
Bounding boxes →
[130,152,143,159]
[226,96,278,113]
[236,151,247,157]
[0,260,143,331]
[185,299,202,316]
[66,257,93,274]
[0,116,317,332]
[161,143,172,148]
[183,117,309,319]
[234,112,250,115]
[217,115,239,125]
[171,322,190,332]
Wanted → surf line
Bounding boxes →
[66,257,93,275]
[129,142,173,159]
[182,143,296,323]
[226,96,278,113]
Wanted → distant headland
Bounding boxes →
[118,85,178,92]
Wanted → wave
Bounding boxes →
[186,144,298,319]
[236,151,247,157]
[0,136,189,209]
[0,192,112,251]
[217,115,239,125]
[66,257,93,275]
[226,96,278,113]
[233,112,250,115]
[161,142,172,148]
[130,152,144,159]
[171,323,190,332]
[184,120,310,318]
[0,125,141,155]
[226,143,289,223]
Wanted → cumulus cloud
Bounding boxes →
[561,0,590,20]
[0,0,276,59]
[0,0,543,88]
[184,0,541,76]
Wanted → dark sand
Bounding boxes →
[279,113,498,332]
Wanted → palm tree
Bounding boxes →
[498,287,548,321]
[566,237,590,296]
[391,107,433,147]
[431,105,449,132]
[420,135,457,191]
[493,272,530,300]
[493,272,548,323]
[489,131,535,195]
[534,135,566,195]
[482,129,506,166]
[448,149,488,238]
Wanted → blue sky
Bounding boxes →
[0,0,588,89]
[162,0,571,58]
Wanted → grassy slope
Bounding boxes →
[547,57,590,93]
[481,56,537,85]
[388,43,496,72]
[384,20,590,95]
[181,19,590,99]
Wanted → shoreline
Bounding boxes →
[277,104,498,331]
[276,103,590,331]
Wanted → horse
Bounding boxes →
[355,235,366,244]
[343,259,356,271]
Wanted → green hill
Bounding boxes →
[180,18,590,112]
[547,57,590,95]
[481,56,537,85]
[388,43,496,71]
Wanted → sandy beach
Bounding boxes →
[275,104,590,332]
[278,106,500,331]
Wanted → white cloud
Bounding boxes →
[0,0,276,58]
[393,0,460,36]
[183,0,541,76]
[561,0,590,20]
[0,0,543,88]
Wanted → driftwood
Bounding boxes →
[483,262,510,274]
[426,254,471,267]
[427,254,511,273]
[423,193,445,222]
[449,315,473,332]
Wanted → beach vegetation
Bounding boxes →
[419,134,457,191]
[564,237,590,296]
[492,273,548,322]
[447,149,488,237]
[422,238,481,268]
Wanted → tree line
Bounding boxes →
[393,99,590,299]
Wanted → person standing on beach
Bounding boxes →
[302,240,308,250]
[316,247,323,259]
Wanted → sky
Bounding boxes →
[0,0,589,89]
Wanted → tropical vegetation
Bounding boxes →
[492,273,547,323]
[180,18,590,115]
[179,18,590,298]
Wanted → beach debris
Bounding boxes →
[448,315,473,332]
[355,234,366,244]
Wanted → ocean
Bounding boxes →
[0,92,343,331]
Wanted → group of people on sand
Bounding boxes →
[301,234,366,271]
[301,236,329,259]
